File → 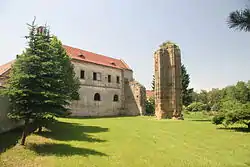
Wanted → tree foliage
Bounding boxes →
[191,80,250,129]
[185,102,207,112]
[212,101,250,129]
[145,97,155,115]
[228,8,250,32]
[151,75,155,90]
[181,64,193,106]
[3,19,80,145]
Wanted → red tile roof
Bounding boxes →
[0,45,132,76]
[0,60,14,76]
[146,90,154,99]
[63,45,131,70]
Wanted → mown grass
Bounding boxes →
[0,116,250,167]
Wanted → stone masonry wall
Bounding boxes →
[124,80,146,116]
[70,60,124,117]
[0,59,145,119]
[154,42,182,119]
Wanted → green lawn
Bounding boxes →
[0,116,250,167]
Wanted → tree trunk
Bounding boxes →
[38,126,42,133]
[243,121,250,130]
[21,119,29,146]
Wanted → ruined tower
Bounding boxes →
[154,41,182,119]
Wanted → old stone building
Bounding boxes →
[0,45,146,117]
[154,41,182,119]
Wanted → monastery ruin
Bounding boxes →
[154,41,182,119]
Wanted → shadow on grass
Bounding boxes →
[190,119,211,122]
[217,127,250,133]
[0,127,23,153]
[28,143,107,157]
[37,121,109,142]
[67,115,136,120]
[1,120,109,153]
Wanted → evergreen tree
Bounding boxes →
[228,8,250,32]
[4,19,80,145]
[151,75,155,90]
[181,64,193,106]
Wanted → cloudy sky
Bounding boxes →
[0,0,249,91]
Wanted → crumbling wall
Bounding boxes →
[154,42,182,119]
[124,80,146,116]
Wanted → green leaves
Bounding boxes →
[4,20,80,124]
[185,102,208,112]
[181,64,193,106]
[212,101,250,128]
[145,97,155,115]
[228,8,250,32]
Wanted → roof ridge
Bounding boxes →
[63,45,122,62]
[0,60,15,67]
[0,60,15,76]
[120,59,131,70]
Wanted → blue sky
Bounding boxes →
[0,0,249,91]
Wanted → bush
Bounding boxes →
[212,101,250,129]
[212,113,225,125]
[183,111,212,120]
[211,103,221,111]
[186,102,207,112]
[145,97,155,115]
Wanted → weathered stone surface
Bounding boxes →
[69,60,146,117]
[154,42,182,119]
[0,51,146,118]
[124,80,146,116]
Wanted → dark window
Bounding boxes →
[93,72,97,80]
[116,76,120,83]
[94,93,101,101]
[113,95,119,102]
[93,72,102,81]
[80,70,85,79]
[96,72,101,81]
[108,75,111,83]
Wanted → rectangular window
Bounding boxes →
[93,72,101,81]
[93,72,97,80]
[108,75,111,83]
[97,72,101,81]
[116,76,120,84]
[80,70,85,79]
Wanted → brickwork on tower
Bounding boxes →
[154,41,182,119]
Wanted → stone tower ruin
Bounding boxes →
[154,41,182,119]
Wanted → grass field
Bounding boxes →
[0,115,250,167]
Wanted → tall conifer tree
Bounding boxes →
[4,18,80,145]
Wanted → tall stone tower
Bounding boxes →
[154,41,182,119]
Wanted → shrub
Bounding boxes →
[212,113,225,125]
[212,101,250,129]
[145,97,155,115]
[186,102,207,112]
[211,103,221,111]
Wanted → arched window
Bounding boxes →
[94,93,101,101]
[113,94,119,102]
